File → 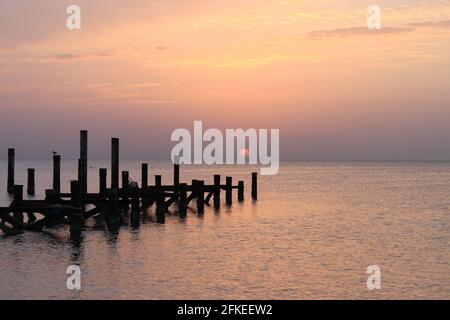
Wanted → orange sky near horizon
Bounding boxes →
[1,0,450,160]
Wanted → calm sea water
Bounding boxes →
[0,161,449,299]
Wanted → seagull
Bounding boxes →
[52,151,58,155]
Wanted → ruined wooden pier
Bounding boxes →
[0,131,258,238]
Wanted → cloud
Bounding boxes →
[310,26,414,38]
[21,51,114,63]
[408,20,450,29]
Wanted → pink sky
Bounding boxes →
[1,0,450,160]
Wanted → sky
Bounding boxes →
[0,0,450,160]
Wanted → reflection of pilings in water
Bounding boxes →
[0,130,259,239]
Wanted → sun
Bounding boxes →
[240,148,250,158]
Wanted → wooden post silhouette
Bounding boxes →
[111,138,119,189]
[251,172,257,200]
[80,130,88,195]
[77,159,82,187]
[70,180,81,207]
[106,189,120,231]
[173,162,180,188]
[69,180,82,237]
[13,185,24,223]
[156,190,165,224]
[13,185,23,202]
[53,154,61,194]
[7,148,15,194]
[226,176,232,205]
[213,175,221,209]
[99,168,107,195]
[179,183,187,218]
[0,130,260,239]
[155,175,162,188]
[238,180,244,202]
[45,189,57,201]
[27,169,35,195]
[130,187,140,228]
[196,180,205,214]
[191,179,198,200]
[141,163,148,189]
[122,171,129,192]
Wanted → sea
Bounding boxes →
[0,161,449,299]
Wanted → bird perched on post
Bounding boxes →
[52,151,58,155]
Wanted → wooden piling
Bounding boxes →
[7,148,15,194]
[27,169,35,195]
[99,168,107,195]
[226,176,232,205]
[251,172,257,200]
[155,175,162,188]
[1,130,261,238]
[122,171,129,192]
[156,190,165,224]
[130,187,140,228]
[174,162,180,188]
[213,175,221,209]
[106,189,120,231]
[70,180,82,207]
[53,154,61,194]
[179,183,187,218]
[111,138,119,189]
[69,180,82,237]
[191,179,198,199]
[45,189,57,201]
[238,180,244,202]
[77,159,82,186]
[141,163,148,189]
[80,130,88,195]
[196,180,205,214]
[13,185,22,202]
[13,185,23,202]
[13,185,24,224]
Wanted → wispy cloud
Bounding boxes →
[21,51,115,63]
[62,81,181,106]
[310,26,415,39]
[408,20,450,29]
[64,95,178,106]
